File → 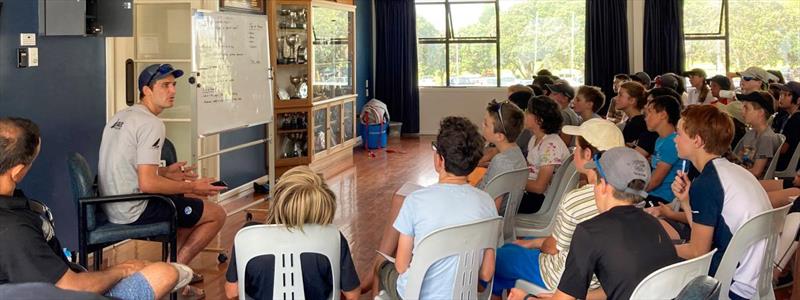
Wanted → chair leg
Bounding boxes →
[162,241,168,262]
[93,250,102,271]
[170,236,177,263]
[79,245,88,270]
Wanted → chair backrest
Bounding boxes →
[161,138,178,166]
[775,135,800,178]
[538,155,575,217]
[402,217,502,300]
[234,224,341,300]
[515,161,579,238]
[630,249,718,299]
[762,133,786,179]
[67,152,99,230]
[715,203,792,299]
[484,168,528,242]
[674,276,721,300]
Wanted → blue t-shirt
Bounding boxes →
[650,132,681,201]
[393,183,498,299]
[689,158,771,298]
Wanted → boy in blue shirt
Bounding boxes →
[377,117,498,299]
[644,95,683,206]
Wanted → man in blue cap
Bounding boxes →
[98,64,227,290]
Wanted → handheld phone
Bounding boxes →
[211,180,228,187]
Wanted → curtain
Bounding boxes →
[585,0,630,116]
[643,0,685,77]
[374,0,420,134]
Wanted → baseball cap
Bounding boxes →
[630,71,652,88]
[767,70,784,84]
[737,91,775,116]
[737,66,770,82]
[682,68,707,79]
[138,64,184,92]
[545,80,575,99]
[715,101,745,124]
[707,75,732,91]
[561,118,625,151]
[585,147,651,198]
[656,73,680,92]
[770,81,800,98]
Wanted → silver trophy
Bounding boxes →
[285,34,299,64]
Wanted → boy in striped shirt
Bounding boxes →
[491,119,625,296]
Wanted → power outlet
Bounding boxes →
[17,47,39,68]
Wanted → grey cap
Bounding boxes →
[657,73,680,92]
[545,79,575,99]
[737,66,770,83]
[585,147,651,198]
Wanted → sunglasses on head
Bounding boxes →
[145,64,175,87]
[491,99,508,136]
[593,153,607,182]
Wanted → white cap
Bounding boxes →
[561,118,625,151]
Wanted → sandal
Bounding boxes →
[180,285,205,300]
[189,272,204,284]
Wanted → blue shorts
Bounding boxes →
[105,272,155,300]
[492,243,547,296]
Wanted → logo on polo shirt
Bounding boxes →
[151,138,161,150]
[184,206,193,215]
[110,121,124,130]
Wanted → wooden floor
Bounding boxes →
[98,136,437,299]
[95,135,794,300]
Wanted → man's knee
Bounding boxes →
[139,262,178,293]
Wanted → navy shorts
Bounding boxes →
[132,195,204,228]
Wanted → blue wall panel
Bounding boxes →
[1,0,106,249]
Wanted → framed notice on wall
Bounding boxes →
[220,0,266,15]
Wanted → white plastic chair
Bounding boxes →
[714,203,792,300]
[629,249,718,299]
[514,279,553,295]
[483,168,528,243]
[377,217,502,300]
[774,137,800,178]
[233,224,341,300]
[762,134,786,180]
[516,158,580,238]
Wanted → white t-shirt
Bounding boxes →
[526,134,569,180]
[686,87,715,105]
[98,104,165,224]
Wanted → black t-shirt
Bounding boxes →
[623,115,658,156]
[773,110,789,133]
[557,205,682,299]
[777,112,800,172]
[225,223,360,300]
[0,191,70,285]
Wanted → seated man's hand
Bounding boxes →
[191,178,227,196]
[793,173,800,187]
[117,260,149,277]
[164,162,198,182]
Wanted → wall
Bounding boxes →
[419,87,506,134]
[0,0,106,249]
[219,125,266,190]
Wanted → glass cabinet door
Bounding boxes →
[343,101,354,141]
[276,111,309,159]
[311,6,354,101]
[328,104,342,148]
[313,107,328,154]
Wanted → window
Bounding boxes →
[415,0,586,87]
[683,0,800,82]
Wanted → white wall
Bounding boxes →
[417,2,646,134]
[419,87,507,134]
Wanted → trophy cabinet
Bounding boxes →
[269,0,357,175]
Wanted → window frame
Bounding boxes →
[683,0,730,73]
[416,0,501,87]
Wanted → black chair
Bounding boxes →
[162,138,178,166]
[67,152,178,271]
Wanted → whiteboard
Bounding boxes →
[192,11,273,136]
